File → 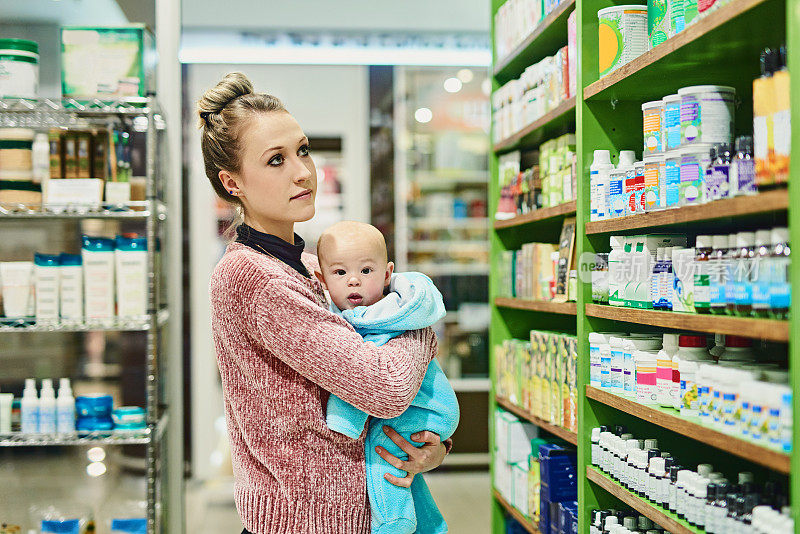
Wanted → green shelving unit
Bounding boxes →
[489,0,800,530]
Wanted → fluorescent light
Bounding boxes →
[444,77,463,93]
[415,108,433,123]
[457,69,474,83]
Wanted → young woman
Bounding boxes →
[199,72,450,534]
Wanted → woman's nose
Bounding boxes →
[293,159,312,183]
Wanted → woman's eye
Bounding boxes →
[298,144,310,157]
[268,154,283,166]
[361,268,373,275]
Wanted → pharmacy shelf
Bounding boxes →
[0,97,153,115]
[0,201,166,220]
[586,467,699,534]
[584,189,789,234]
[494,97,576,153]
[584,304,789,342]
[451,378,492,392]
[409,217,490,230]
[408,240,489,253]
[495,297,577,316]
[493,0,576,82]
[583,0,783,101]
[0,309,170,333]
[585,386,791,473]
[493,489,540,534]
[494,201,577,230]
[0,415,167,447]
[410,262,490,276]
[496,396,579,445]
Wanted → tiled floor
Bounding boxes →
[186,470,492,534]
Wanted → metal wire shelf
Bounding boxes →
[0,309,169,333]
[0,414,168,447]
[0,200,166,220]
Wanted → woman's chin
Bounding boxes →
[294,206,316,223]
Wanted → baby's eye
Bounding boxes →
[361,267,373,275]
[334,269,346,276]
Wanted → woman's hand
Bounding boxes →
[375,426,447,488]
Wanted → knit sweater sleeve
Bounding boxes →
[254,277,438,419]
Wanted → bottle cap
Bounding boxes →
[755,230,772,246]
[605,516,619,528]
[695,235,712,249]
[593,150,612,166]
[736,232,756,248]
[656,247,664,261]
[725,335,752,348]
[644,438,658,449]
[771,227,789,246]
[712,234,729,249]
[614,425,627,436]
[618,150,636,167]
[663,333,679,347]
[697,464,713,477]
[592,427,601,442]
[679,334,706,348]
[623,516,637,530]
[739,472,754,484]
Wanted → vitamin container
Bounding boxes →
[598,5,648,77]
[663,150,682,209]
[643,100,664,155]
[0,39,39,99]
[679,85,735,146]
[670,0,685,37]
[0,128,35,175]
[589,332,616,387]
[112,406,146,430]
[635,349,660,404]
[608,335,627,393]
[679,144,714,206]
[623,337,662,397]
[643,155,665,210]
[656,333,679,406]
[678,359,701,417]
[647,0,670,49]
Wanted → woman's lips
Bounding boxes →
[291,189,312,201]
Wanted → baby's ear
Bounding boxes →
[385,262,395,286]
[314,270,327,289]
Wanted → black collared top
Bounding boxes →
[235,223,310,278]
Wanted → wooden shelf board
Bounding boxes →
[584,304,789,343]
[494,297,577,316]
[585,189,789,234]
[494,201,577,230]
[583,0,778,100]
[586,467,700,534]
[493,97,576,153]
[585,386,791,473]
[496,396,579,445]
[493,0,575,81]
[493,489,540,534]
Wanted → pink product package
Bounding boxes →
[567,11,577,99]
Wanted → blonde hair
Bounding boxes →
[196,72,287,206]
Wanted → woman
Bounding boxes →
[200,72,450,534]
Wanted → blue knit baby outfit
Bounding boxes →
[326,272,460,534]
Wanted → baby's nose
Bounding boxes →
[348,276,360,286]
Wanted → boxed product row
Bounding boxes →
[0,28,155,101]
[494,410,577,532]
[496,135,577,219]
[592,229,790,318]
[494,0,570,62]
[591,426,793,532]
[0,235,149,324]
[0,126,141,209]
[497,243,558,301]
[0,378,145,436]
[590,508,681,534]
[492,23,577,144]
[495,332,578,432]
[588,331,792,452]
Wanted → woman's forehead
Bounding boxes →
[243,113,305,150]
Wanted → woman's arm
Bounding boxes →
[253,278,437,419]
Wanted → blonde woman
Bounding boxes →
[199,72,450,534]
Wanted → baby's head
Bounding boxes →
[315,221,394,310]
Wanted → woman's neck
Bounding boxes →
[243,216,295,244]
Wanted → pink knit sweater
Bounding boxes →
[210,242,438,534]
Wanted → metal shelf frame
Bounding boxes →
[0,99,171,533]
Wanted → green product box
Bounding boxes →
[61,25,156,100]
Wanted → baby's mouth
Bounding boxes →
[347,293,363,306]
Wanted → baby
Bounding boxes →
[315,220,460,534]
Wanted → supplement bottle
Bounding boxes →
[696,363,717,426]
[635,349,661,405]
[708,235,730,315]
[38,378,56,435]
[730,232,756,316]
[608,236,626,306]
[718,336,755,362]
[591,150,614,221]
[729,135,756,196]
[21,378,39,434]
[623,337,661,398]
[657,333,679,407]
[693,235,713,313]
[723,232,738,315]
[56,377,76,434]
[650,247,665,309]
[606,336,626,392]
[672,334,712,410]
[658,246,675,311]
[751,229,772,316]
[768,226,790,319]
[679,359,701,417]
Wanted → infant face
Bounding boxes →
[316,221,394,311]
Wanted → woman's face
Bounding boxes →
[221,112,317,238]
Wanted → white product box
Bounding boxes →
[503,419,539,464]
[494,454,514,502]
[512,462,530,516]
[672,247,697,313]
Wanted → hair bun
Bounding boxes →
[197,72,254,127]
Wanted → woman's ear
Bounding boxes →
[384,262,395,287]
[218,169,241,197]
[314,270,327,289]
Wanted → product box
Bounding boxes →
[504,419,539,464]
[494,454,513,502]
[61,25,156,100]
[531,331,544,417]
[672,247,696,313]
[512,461,530,516]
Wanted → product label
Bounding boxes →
[684,0,699,24]
[636,363,658,404]
[623,351,635,395]
[609,174,625,218]
[680,96,701,143]
[698,385,712,422]
[752,257,771,312]
[644,162,661,210]
[705,164,730,201]
[664,158,681,206]
[598,10,648,76]
[770,257,791,311]
[41,520,80,534]
[590,170,599,221]
[648,0,669,47]
[679,157,703,204]
[670,0,685,36]
[709,258,729,309]
[735,159,757,193]
[680,378,699,415]
[590,346,601,386]
[625,169,638,215]
[750,404,766,441]
[694,261,710,309]
[644,110,663,154]
[658,265,674,310]
[721,392,738,431]
[636,169,646,212]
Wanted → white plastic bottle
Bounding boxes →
[21,378,39,434]
[38,378,56,434]
[608,236,626,306]
[672,334,712,411]
[590,150,614,221]
[657,333,679,407]
[32,132,50,185]
[57,378,76,434]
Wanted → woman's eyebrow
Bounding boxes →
[261,146,283,159]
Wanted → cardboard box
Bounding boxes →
[61,25,156,99]
[512,462,530,516]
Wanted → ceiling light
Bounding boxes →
[87,461,107,477]
[481,79,492,96]
[87,447,106,463]
[457,69,474,83]
[414,108,433,124]
[443,77,463,93]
